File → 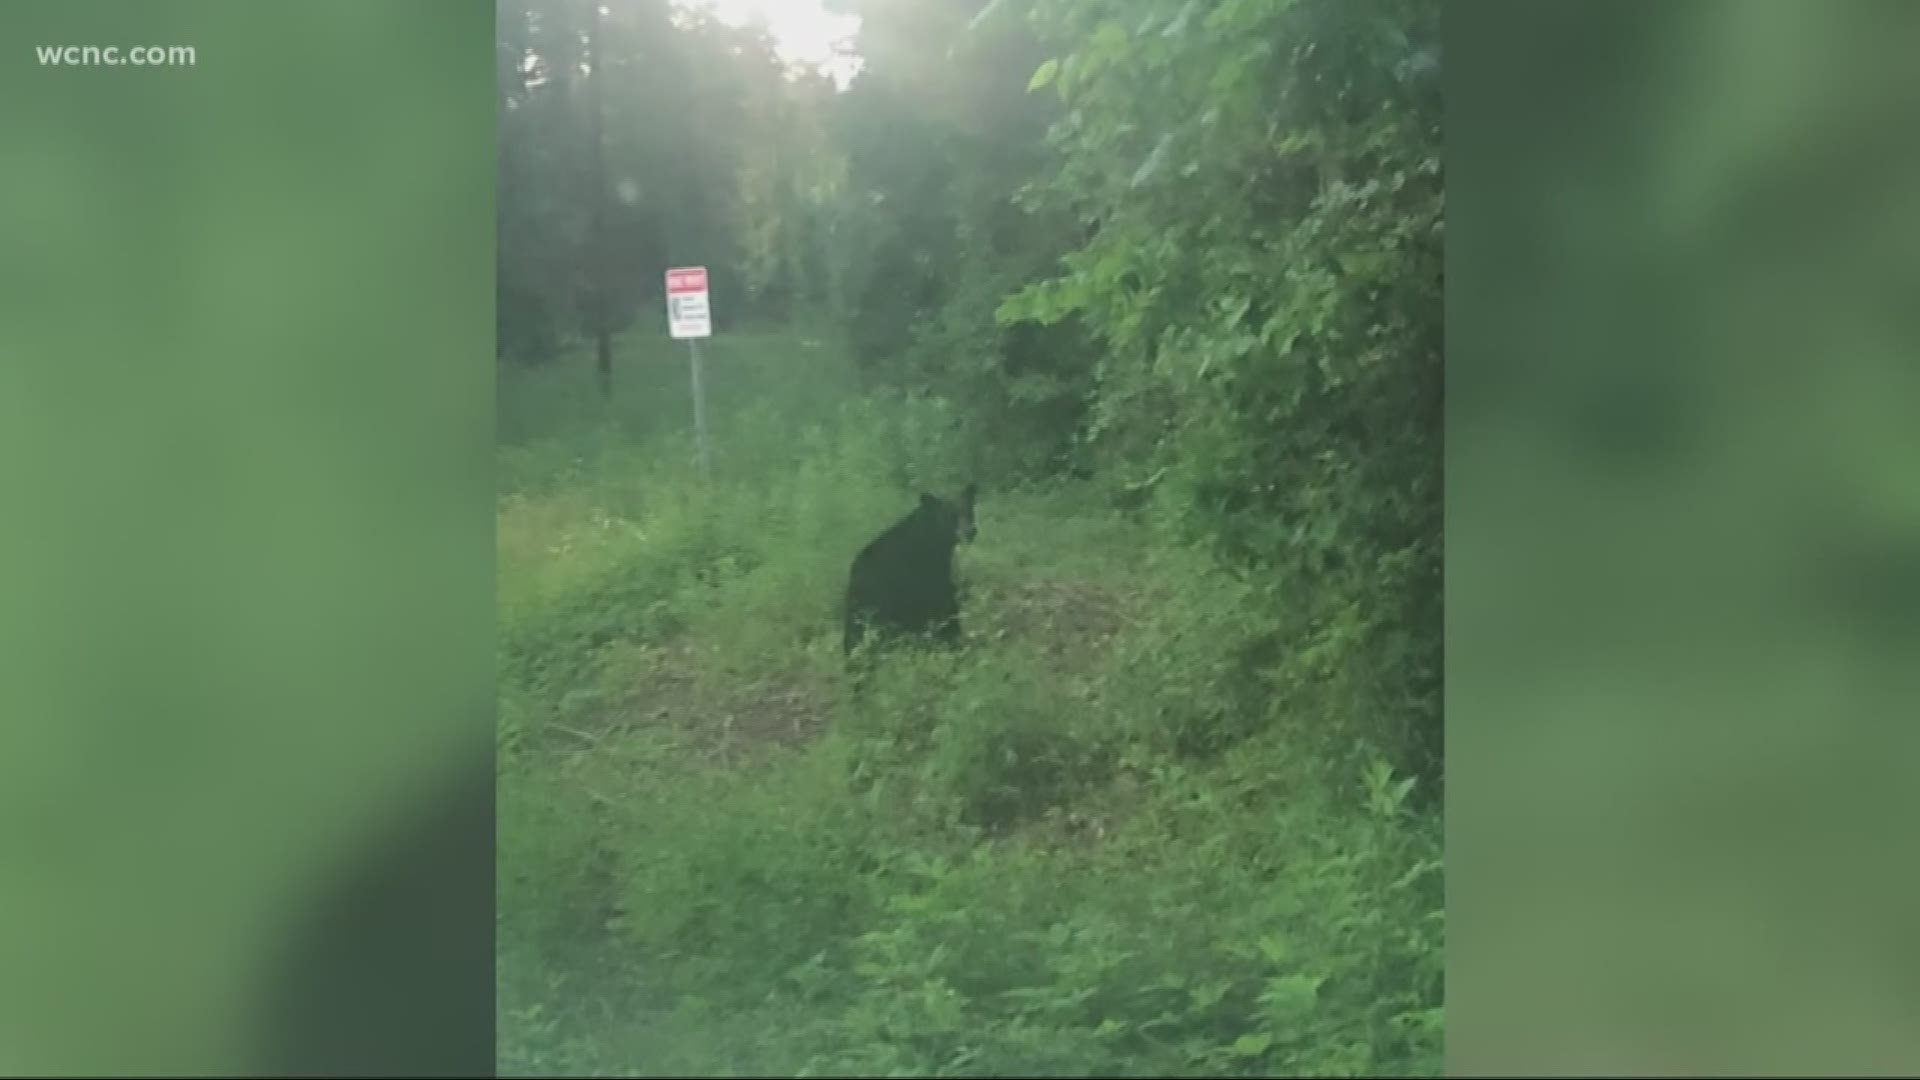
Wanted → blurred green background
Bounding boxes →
[1449,1,1920,1074]
[0,2,494,1074]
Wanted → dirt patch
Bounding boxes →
[974,577,1134,674]
[536,575,1134,765]
[694,667,835,760]
[540,642,836,764]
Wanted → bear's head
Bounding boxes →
[919,483,977,546]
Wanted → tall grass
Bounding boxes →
[497,328,1442,1077]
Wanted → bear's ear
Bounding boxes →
[961,483,977,504]
[919,492,939,509]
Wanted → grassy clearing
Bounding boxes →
[497,327,1443,1077]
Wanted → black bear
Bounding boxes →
[843,484,978,660]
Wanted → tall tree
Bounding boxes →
[497,0,585,367]
[582,0,613,397]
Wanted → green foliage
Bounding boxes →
[610,749,880,988]
[498,0,1442,1073]
[993,0,1444,788]
[496,326,1440,1076]
[821,0,1098,487]
[838,644,1112,833]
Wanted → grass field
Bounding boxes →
[495,323,1443,1077]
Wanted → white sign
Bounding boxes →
[666,266,711,339]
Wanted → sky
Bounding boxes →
[672,0,865,88]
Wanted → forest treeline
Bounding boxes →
[497,0,1442,787]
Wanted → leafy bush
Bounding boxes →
[496,0,1443,1072]
[496,369,1444,1074]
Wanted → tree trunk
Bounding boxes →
[583,0,613,398]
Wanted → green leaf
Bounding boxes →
[1232,1033,1272,1057]
[1188,978,1232,1010]
[1163,0,1197,38]
[966,0,1010,34]
[1028,57,1059,92]
[1261,973,1323,1016]
[1389,857,1442,892]
[1131,136,1172,189]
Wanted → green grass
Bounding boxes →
[496,326,1443,1077]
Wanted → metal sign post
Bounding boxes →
[689,336,711,480]
[665,266,713,480]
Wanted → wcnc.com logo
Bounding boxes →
[36,44,197,67]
